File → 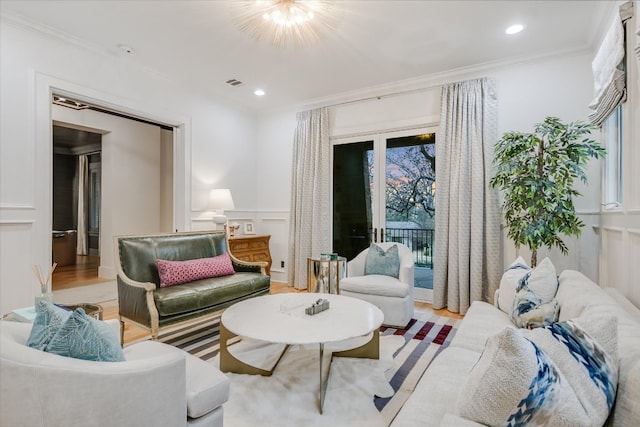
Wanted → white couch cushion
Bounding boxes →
[340,274,410,298]
[390,347,481,427]
[449,301,514,353]
[456,327,591,426]
[555,270,619,320]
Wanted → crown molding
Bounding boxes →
[0,12,257,116]
[295,45,593,113]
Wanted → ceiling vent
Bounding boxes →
[225,79,243,87]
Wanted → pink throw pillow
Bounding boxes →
[156,253,235,287]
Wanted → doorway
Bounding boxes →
[332,128,436,301]
[50,96,175,290]
[52,124,103,290]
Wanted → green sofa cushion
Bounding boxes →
[154,272,270,316]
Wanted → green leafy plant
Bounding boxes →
[489,117,605,267]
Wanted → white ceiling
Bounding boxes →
[0,1,610,113]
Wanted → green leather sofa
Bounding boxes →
[115,231,270,342]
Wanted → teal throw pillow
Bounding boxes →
[45,308,125,362]
[364,244,400,278]
[27,301,72,350]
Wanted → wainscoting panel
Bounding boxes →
[0,221,36,316]
[256,212,289,285]
[628,229,640,307]
[600,226,627,297]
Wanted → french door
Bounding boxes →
[332,127,437,301]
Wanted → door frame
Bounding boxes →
[34,72,191,278]
[331,126,437,302]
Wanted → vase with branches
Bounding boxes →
[489,116,605,267]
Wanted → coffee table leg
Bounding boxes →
[219,322,289,376]
[319,343,326,414]
[332,329,380,360]
[319,329,380,413]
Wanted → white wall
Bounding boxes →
[0,18,258,314]
[256,51,603,287]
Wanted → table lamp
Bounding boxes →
[209,189,234,230]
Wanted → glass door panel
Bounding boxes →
[332,140,374,261]
[332,128,436,302]
[383,133,436,301]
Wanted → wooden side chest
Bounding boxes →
[228,234,272,276]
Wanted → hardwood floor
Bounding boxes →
[52,255,111,291]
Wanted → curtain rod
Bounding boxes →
[323,75,488,109]
[324,85,439,110]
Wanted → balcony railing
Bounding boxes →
[385,227,434,268]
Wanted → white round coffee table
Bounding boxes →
[220,293,384,413]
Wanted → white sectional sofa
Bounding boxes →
[391,270,640,427]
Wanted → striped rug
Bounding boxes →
[158,308,460,425]
[375,309,461,425]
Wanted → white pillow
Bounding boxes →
[497,256,529,314]
[455,327,590,426]
[524,257,559,303]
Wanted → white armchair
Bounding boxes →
[0,319,229,427]
[340,242,415,328]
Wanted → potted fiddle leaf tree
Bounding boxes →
[489,116,605,267]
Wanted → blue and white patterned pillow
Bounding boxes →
[456,327,591,426]
[497,257,530,313]
[45,308,125,362]
[511,286,559,329]
[518,257,559,304]
[525,315,619,424]
[364,244,400,278]
[26,301,72,350]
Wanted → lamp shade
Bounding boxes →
[209,189,235,211]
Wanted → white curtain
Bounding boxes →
[589,2,633,125]
[76,154,88,256]
[287,107,331,289]
[433,78,502,315]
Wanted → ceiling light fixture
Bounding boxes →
[232,0,339,48]
[505,24,525,35]
[254,89,266,96]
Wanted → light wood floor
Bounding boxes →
[52,255,111,291]
[52,259,463,344]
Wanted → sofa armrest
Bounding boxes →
[347,250,368,277]
[1,334,187,427]
[116,275,158,336]
[229,252,267,275]
[439,414,486,427]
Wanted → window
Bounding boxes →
[602,105,622,208]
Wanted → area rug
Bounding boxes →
[158,308,460,426]
[52,281,117,305]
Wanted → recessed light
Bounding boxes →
[117,44,134,54]
[254,89,265,96]
[505,24,525,35]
